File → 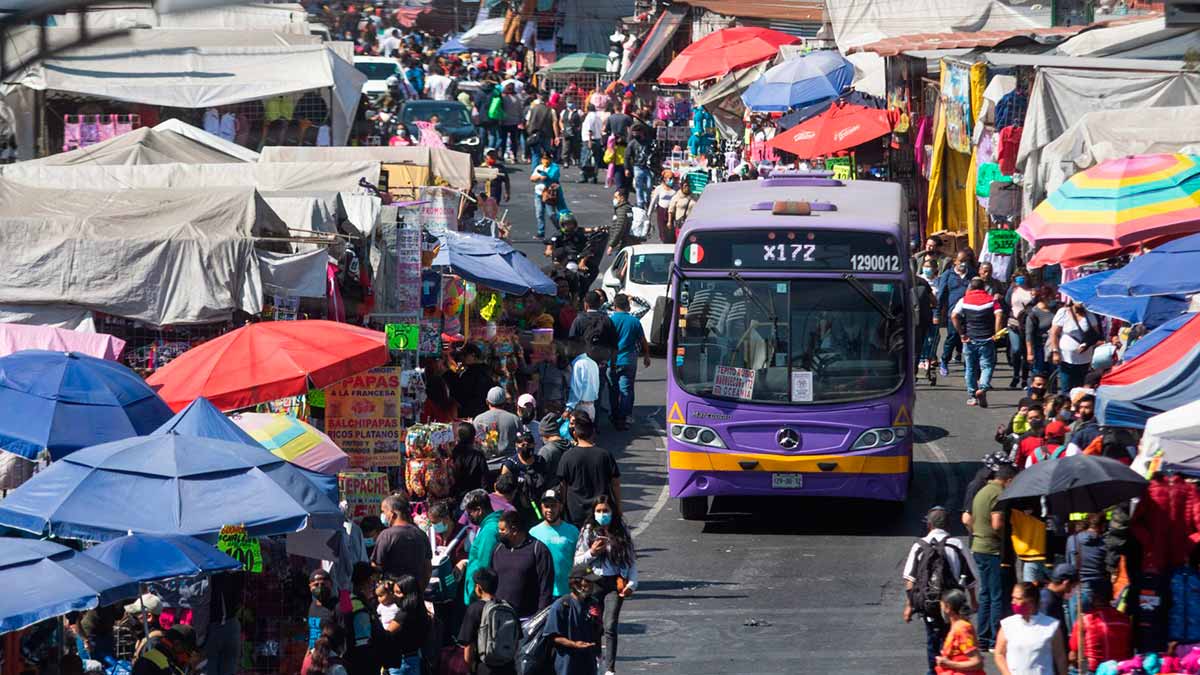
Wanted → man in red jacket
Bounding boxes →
[951,278,1004,408]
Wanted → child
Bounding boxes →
[375,582,400,632]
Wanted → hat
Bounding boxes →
[124,593,164,616]
[569,562,601,582]
[982,451,1013,472]
[309,569,331,583]
[517,393,536,409]
[539,413,560,435]
[164,624,197,652]
[541,488,561,503]
[1045,420,1070,440]
[1050,563,1077,583]
[486,386,506,406]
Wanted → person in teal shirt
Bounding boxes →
[607,294,651,430]
[460,490,503,605]
[529,489,581,598]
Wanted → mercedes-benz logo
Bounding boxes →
[776,428,800,449]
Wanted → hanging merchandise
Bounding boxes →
[441,276,466,316]
[403,423,454,500]
[941,60,973,154]
[478,291,501,322]
[997,126,1023,176]
[975,163,1010,199]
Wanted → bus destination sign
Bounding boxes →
[679,230,902,273]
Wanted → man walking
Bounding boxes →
[556,411,621,527]
[474,386,522,456]
[936,251,974,377]
[607,294,651,430]
[903,506,977,675]
[525,92,559,166]
[491,511,555,620]
[606,190,635,256]
[971,464,1016,652]
[951,278,1003,408]
[530,489,580,599]
[372,494,432,589]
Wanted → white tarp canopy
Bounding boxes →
[260,190,343,237]
[1018,67,1200,216]
[826,0,1046,50]
[1134,400,1200,475]
[20,121,256,166]
[259,249,328,298]
[258,145,475,190]
[1056,16,1200,59]
[0,160,380,193]
[0,182,285,325]
[459,18,506,51]
[2,28,365,154]
[49,3,312,32]
[1034,106,1200,199]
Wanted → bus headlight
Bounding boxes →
[670,424,726,449]
[850,426,909,451]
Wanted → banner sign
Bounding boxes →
[337,471,390,520]
[987,229,1019,255]
[217,524,262,573]
[325,367,403,468]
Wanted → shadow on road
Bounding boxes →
[698,495,927,538]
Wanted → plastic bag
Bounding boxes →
[630,206,649,239]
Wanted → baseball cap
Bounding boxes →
[486,386,506,406]
[1045,420,1070,440]
[123,593,164,616]
[569,562,601,582]
[309,569,331,583]
[517,393,536,409]
[164,624,197,652]
[1051,563,1077,583]
[539,413,560,434]
[541,488,560,503]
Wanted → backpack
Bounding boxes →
[1032,444,1064,465]
[488,94,504,121]
[477,599,521,667]
[911,539,963,617]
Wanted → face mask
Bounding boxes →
[1011,602,1028,617]
[595,512,613,526]
[1059,410,1074,423]
[955,264,967,274]
[612,199,620,208]
[1015,276,1027,286]
[433,522,448,534]
[518,445,533,458]
[921,268,934,278]
[380,513,390,527]
[1030,386,1045,396]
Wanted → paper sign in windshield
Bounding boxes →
[713,366,756,400]
[791,371,814,402]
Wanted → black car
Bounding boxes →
[397,100,482,163]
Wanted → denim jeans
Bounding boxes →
[1008,329,1027,382]
[386,652,421,675]
[974,552,1004,649]
[1029,340,1047,378]
[534,196,557,237]
[1059,361,1088,393]
[608,363,637,422]
[921,325,940,362]
[964,338,996,395]
[940,321,960,365]
[922,615,948,675]
[632,165,652,209]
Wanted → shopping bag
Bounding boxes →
[631,206,649,239]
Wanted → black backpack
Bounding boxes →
[911,539,962,617]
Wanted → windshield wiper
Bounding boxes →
[842,273,898,323]
[728,271,779,366]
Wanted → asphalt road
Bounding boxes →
[499,159,1013,674]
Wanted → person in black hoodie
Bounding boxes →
[446,345,496,418]
[451,421,490,500]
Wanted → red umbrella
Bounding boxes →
[146,320,388,412]
[1026,234,1185,269]
[768,102,892,159]
[658,27,799,85]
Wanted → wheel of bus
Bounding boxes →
[679,496,708,520]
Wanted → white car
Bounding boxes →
[601,243,674,348]
[353,56,401,99]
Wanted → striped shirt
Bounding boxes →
[952,289,1002,340]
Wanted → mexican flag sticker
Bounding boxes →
[685,243,704,264]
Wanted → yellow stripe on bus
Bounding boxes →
[669,450,910,474]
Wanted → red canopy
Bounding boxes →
[1027,234,1187,269]
[1101,313,1200,387]
[768,102,892,159]
[658,26,798,85]
[146,320,389,412]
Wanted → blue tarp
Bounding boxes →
[431,231,556,295]
[1123,313,1194,362]
[152,397,339,503]
[742,51,856,113]
[1096,233,1200,297]
[776,91,884,133]
[0,538,138,634]
[0,350,173,460]
[84,534,242,582]
[0,433,344,542]
[1060,269,1188,328]
[438,35,467,55]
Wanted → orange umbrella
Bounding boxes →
[768,101,892,159]
[658,27,798,85]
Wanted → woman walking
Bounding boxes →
[1023,286,1058,391]
[934,589,984,674]
[574,495,638,675]
[650,170,677,244]
[994,582,1067,675]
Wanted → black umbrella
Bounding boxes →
[998,454,1148,515]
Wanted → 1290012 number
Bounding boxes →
[850,254,901,272]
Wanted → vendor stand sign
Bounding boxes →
[337,471,390,519]
[417,187,459,236]
[325,367,403,468]
[986,229,1019,256]
[217,524,263,573]
[942,60,973,154]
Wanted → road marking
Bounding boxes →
[633,427,671,539]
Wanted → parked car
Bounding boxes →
[353,56,401,101]
[601,243,674,350]
[397,100,482,163]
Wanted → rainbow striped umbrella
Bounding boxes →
[230,413,349,475]
[1019,154,1200,247]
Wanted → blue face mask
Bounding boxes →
[1015,276,1027,286]
[595,512,613,527]
[433,522,448,534]
[380,513,390,527]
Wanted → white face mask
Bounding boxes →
[613,198,620,207]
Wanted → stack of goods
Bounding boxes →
[404,423,454,502]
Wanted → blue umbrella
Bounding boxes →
[438,35,467,55]
[83,534,242,582]
[1124,313,1194,362]
[0,432,344,542]
[151,397,339,504]
[432,231,556,295]
[1096,233,1200,297]
[1061,269,1188,328]
[0,350,173,461]
[0,538,138,634]
[741,51,855,113]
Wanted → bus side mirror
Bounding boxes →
[652,296,673,346]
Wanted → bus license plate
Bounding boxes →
[771,473,803,489]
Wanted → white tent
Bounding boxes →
[1,28,366,158]
[258,145,476,190]
[0,161,379,193]
[49,3,313,33]
[460,18,505,51]
[19,120,259,166]
[1056,16,1200,59]
[1133,400,1200,475]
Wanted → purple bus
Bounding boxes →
[665,177,914,519]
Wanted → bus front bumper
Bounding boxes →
[667,450,910,502]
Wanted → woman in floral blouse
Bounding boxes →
[936,589,985,674]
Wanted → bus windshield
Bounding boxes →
[673,277,905,404]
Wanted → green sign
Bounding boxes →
[385,323,420,351]
[987,229,1019,256]
[217,525,262,573]
[307,388,326,408]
